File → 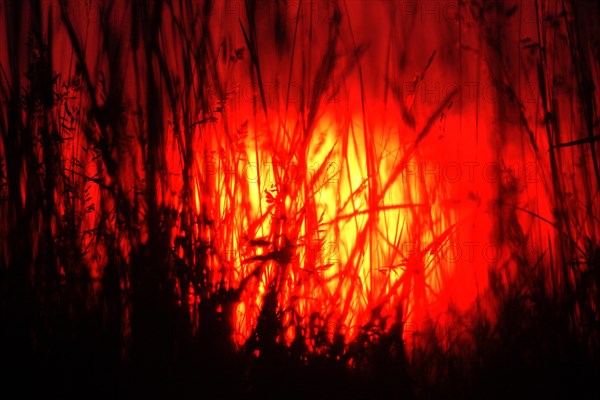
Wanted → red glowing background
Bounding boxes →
[1,0,599,396]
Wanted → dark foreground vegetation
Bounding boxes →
[1,0,599,398]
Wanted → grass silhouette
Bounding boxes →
[0,0,599,398]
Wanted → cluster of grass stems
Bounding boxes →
[1,0,599,397]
